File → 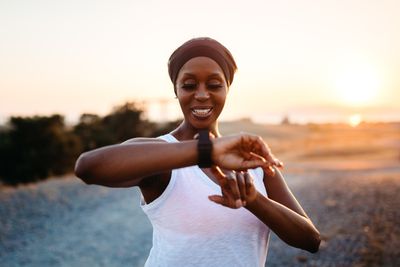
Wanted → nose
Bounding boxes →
[194,84,210,101]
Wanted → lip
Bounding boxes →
[190,106,213,119]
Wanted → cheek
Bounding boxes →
[176,92,191,109]
[216,91,228,105]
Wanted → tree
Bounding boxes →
[73,102,156,153]
[101,102,155,143]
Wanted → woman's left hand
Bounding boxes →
[208,166,257,209]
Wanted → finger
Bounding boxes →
[211,167,237,203]
[248,136,281,167]
[227,172,243,208]
[239,159,268,171]
[257,143,277,166]
[244,171,254,191]
[248,135,271,160]
[208,195,226,206]
[237,171,247,206]
[210,166,227,186]
[255,147,283,169]
[239,152,269,170]
[208,195,239,209]
[248,151,267,164]
[227,170,237,180]
[275,159,284,168]
[240,135,271,166]
[270,154,284,168]
[263,165,276,177]
[246,152,275,176]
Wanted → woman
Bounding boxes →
[75,37,320,266]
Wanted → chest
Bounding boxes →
[147,166,266,236]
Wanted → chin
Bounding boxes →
[187,116,216,130]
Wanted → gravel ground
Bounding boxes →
[267,164,400,267]
[1,164,399,267]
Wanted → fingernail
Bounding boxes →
[235,199,242,208]
[268,167,275,176]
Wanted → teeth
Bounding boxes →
[192,108,212,115]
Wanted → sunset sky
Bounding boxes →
[1,0,399,124]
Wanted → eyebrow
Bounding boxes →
[208,73,224,79]
[181,73,196,78]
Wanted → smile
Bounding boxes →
[191,107,213,118]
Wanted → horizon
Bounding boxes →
[1,100,399,127]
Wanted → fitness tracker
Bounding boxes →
[197,130,213,168]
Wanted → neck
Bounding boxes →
[171,120,221,141]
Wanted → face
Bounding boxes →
[175,56,228,130]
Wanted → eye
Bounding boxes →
[181,79,197,90]
[207,79,223,90]
[208,84,222,89]
[181,83,197,90]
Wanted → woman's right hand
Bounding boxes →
[212,133,282,174]
[208,167,258,209]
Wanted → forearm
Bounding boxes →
[75,141,197,185]
[246,192,320,253]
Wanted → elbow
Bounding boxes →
[306,229,321,253]
[74,153,95,185]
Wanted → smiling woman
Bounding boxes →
[74,37,320,267]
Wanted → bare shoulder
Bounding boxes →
[121,137,167,144]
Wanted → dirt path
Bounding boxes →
[0,177,152,267]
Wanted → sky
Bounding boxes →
[1,0,399,124]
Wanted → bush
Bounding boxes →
[0,101,179,185]
[0,115,81,185]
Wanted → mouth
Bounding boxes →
[191,107,213,118]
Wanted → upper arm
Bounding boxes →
[263,167,309,218]
[97,137,168,187]
[122,137,172,196]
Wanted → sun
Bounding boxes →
[334,64,381,106]
[348,114,362,127]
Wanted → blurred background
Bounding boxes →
[1,0,399,266]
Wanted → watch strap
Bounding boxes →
[197,130,213,168]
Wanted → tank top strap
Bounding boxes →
[158,133,179,143]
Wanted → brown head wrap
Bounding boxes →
[168,37,237,93]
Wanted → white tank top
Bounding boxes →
[140,134,270,267]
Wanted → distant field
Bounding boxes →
[220,120,400,171]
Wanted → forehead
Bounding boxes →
[178,57,224,77]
